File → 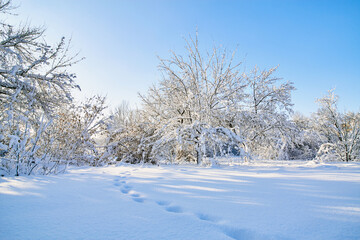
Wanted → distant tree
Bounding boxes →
[314,90,360,162]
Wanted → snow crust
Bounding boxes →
[1,160,360,239]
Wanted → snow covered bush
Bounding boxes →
[0,109,52,175]
[315,143,339,162]
[0,94,107,175]
[286,112,322,160]
[41,96,107,168]
[105,102,157,164]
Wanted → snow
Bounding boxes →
[1,160,360,240]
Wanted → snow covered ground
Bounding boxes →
[1,160,360,240]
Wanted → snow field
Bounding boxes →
[1,160,360,239]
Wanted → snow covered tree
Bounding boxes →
[0,0,87,175]
[314,90,360,162]
[0,0,82,123]
[0,1,81,117]
[0,33,81,117]
[139,34,246,164]
[240,66,296,159]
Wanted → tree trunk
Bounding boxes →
[196,142,202,165]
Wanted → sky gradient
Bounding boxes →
[7,0,360,115]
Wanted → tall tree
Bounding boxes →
[140,34,246,164]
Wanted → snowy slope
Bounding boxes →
[1,161,360,240]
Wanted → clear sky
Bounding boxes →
[7,0,360,115]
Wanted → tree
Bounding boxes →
[139,34,246,164]
[314,90,360,162]
[0,2,81,118]
[239,66,296,159]
[0,0,88,175]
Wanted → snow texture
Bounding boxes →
[1,160,360,240]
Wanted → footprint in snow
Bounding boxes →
[156,200,170,206]
[114,177,127,186]
[121,188,131,194]
[165,206,183,213]
[156,200,183,213]
[195,213,218,223]
[221,226,265,240]
[132,196,145,203]
[127,192,146,203]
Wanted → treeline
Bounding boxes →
[105,38,359,165]
[0,1,359,175]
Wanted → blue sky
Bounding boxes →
[8,0,360,114]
